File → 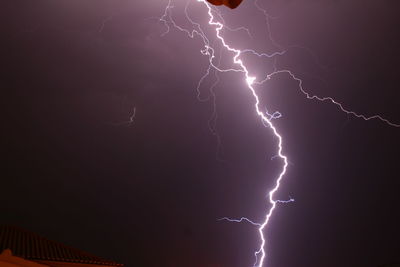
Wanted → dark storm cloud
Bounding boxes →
[1,0,399,267]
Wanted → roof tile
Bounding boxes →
[0,225,123,266]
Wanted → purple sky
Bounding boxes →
[2,0,400,266]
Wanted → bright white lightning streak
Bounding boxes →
[197,1,289,266]
[159,1,400,266]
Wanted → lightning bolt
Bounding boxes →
[159,0,400,266]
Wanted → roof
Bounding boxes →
[0,225,123,266]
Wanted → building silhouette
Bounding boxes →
[0,225,123,267]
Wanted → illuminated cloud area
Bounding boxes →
[2,1,400,267]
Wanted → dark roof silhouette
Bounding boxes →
[0,225,123,266]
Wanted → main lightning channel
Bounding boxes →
[197,1,288,266]
[160,0,292,265]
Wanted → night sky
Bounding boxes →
[2,0,400,267]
